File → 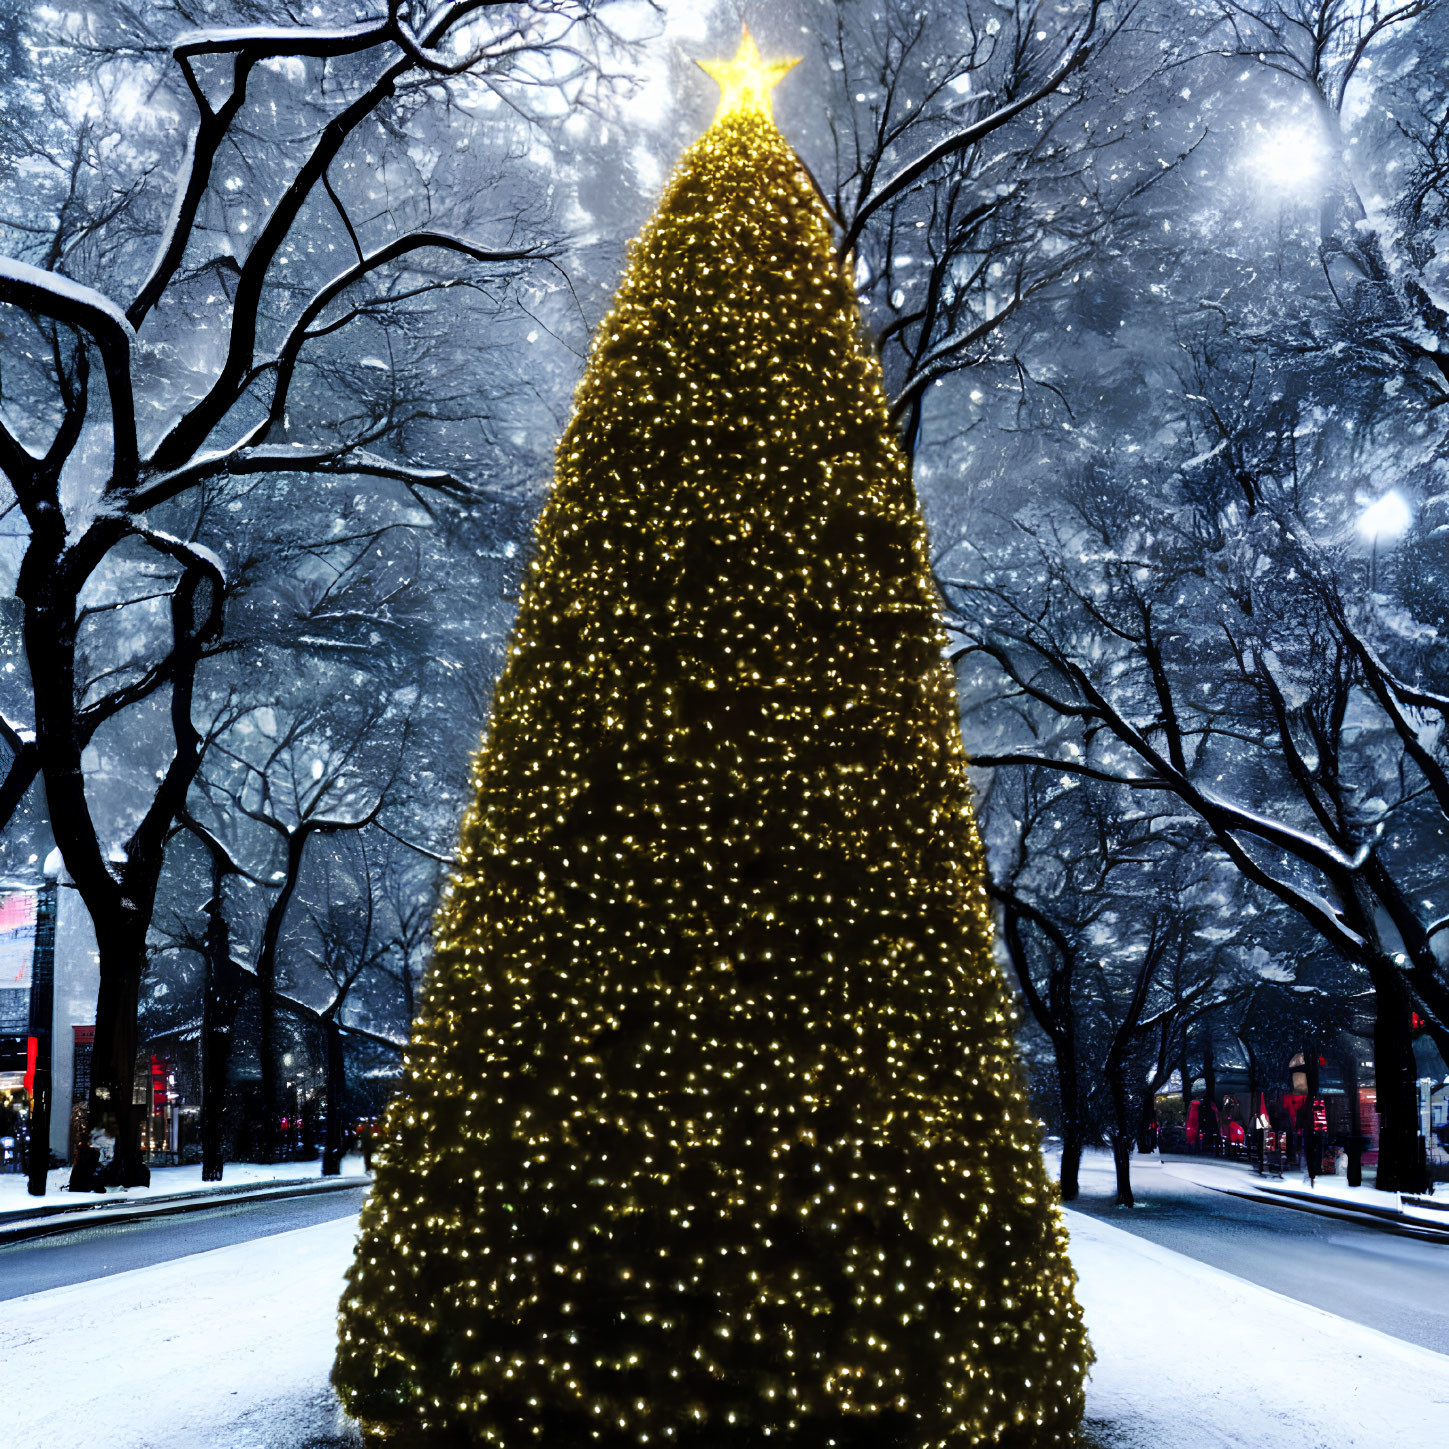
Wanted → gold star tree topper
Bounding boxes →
[696,25,800,124]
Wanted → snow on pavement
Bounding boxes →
[1156,1152,1449,1232]
[2,1203,1445,1448]
[0,1155,368,1214]
[1,1214,363,1449]
[1068,1208,1449,1448]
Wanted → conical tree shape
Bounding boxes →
[335,93,1090,1449]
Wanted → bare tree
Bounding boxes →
[0,1,620,1184]
[190,693,404,1162]
[818,1,1196,455]
[298,839,414,1174]
[178,811,264,1181]
[951,400,1446,1189]
[1207,0,1449,419]
[983,766,1245,1203]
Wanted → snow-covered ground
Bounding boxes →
[1068,1209,1448,1447]
[2,1214,362,1449]
[2,1202,1443,1449]
[0,1155,368,1214]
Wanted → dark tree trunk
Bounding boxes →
[89,930,150,1188]
[255,830,308,1164]
[1201,1024,1218,1153]
[1301,1040,1322,1184]
[994,894,1084,1202]
[1054,1009,1084,1201]
[199,1001,236,1182]
[18,515,126,1193]
[1110,1134,1134,1208]
[992,892,1077,1197]
[1243,1038,1260,1166]
[1371,966,1428,1193]
[257,972,281,1162]
[199,854,245,1182]
[1241,1038,1268,1172]
[1344,1046,1364,1188]
[23,512,219,1194]
[1052,1022,1085,1200]
[1105,1057,1135,1208]
[1134,1081,1157,1154]
[1059,1118,1084,1203]
[1177,1043,1190,1152]
[322,1016,345,1176]
[26,1065,51,1195]
[25,879,57,1195]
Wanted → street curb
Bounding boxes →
[1254,1182,1413,1224]
[1209,1183,1449,1243]
[1403,1194,1449,1217]
[0,1175,369,1246]
[0,1171,368,1224]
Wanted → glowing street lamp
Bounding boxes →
[1357,489,1412,545]
[1358,489,1413,588]
[1243,118,1327,197]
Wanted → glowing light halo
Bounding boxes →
[696,24,800,125]
[1358,489,1413,545]
[1244,116,1327,194]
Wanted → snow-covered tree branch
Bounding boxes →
[0,0,624,1186]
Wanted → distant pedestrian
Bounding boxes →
[359,1120,374,1173]
[68,1128,106,1194]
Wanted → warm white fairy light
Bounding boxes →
[334,27,1090,1448]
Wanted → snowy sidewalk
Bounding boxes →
[1156,1152,1449,1238]
[1067,1208,1449,1447]
[3,1206,1445,1449]
[0,1155,370,1211]
[0,1157,371,1242]
[1,1214,364,1449]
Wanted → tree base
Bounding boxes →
[351,1416,1075,1449]
[101,1155,152,1190]
[66,1144,108,1194]
[356,1421,469,1449]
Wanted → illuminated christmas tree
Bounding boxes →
[335,29,1089,1448]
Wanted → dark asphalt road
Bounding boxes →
[0,1186,367,1301]
[1063,1156,1449,1355]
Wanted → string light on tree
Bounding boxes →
[334,26,1090,1448]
